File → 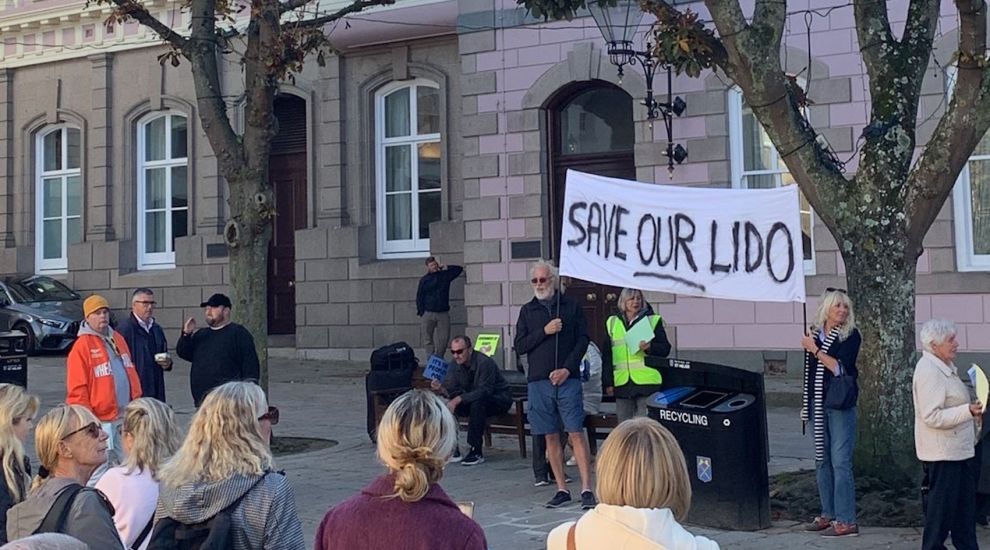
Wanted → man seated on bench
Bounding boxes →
[430,335,512,466]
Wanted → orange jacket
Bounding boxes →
[66,330,143,422]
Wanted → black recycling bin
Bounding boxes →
[0,331,28,387]
[645,357,769,530]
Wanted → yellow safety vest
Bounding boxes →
[608,314,663,387]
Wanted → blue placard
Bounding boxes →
[424,355,449,381]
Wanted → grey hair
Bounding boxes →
[529,260,557,281]
[920,319,957,354]
[0,533,89,550]
[617,288,645,315]
[131,287,154,301]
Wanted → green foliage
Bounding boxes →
[517,0,590,21]
[646,8,717,77]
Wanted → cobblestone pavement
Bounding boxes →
[22,354,990,549]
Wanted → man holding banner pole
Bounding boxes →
[514,261,595,509]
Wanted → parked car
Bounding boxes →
[0,274,82,354]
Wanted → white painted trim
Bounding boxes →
[727,87,817,275]
[375,79,441,259]
[34,125,82,274]
[136,111,188,270]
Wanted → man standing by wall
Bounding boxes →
[116,288,172,402]
[514,261,595,510]
[430,335,513,466]
[416,256,463,357]
[176,293,260,407]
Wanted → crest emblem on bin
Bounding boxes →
[697,456,712,483]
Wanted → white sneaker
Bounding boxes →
[448,446,463,464]
[566,456,577,466]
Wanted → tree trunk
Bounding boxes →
[840,226,919,484]
[223,171,273,391]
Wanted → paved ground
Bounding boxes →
[20,354,990,549]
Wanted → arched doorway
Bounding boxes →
[267,95,308,335]
[548,81,635,350]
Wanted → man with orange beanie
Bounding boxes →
[66,294,142,483]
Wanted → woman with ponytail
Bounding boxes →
[6,404,122,549]
[0,384,39,543]
[314,389,486,550]
[95,398,180,550]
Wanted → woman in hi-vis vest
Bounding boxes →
[602,288,672,422]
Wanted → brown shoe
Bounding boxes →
[820,522,859,537]
[804,517,832,532]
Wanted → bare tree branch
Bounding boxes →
[107,0,190,49]
[853,0,894,80]
[905,0,990,243]
[286,0,396,29]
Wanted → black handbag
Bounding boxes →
[824,373,858,409]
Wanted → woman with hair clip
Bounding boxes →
[0,384,39,543]
[154,381,304,549]
[6,404,123,549]
[95,398,181,550]
[547,417,718,549]
[314,389,486,550]
[799,288,862,538]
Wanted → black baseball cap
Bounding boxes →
[200,293,232,308]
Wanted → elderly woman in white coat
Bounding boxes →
[547,417,718,550]
[913,319,981,550]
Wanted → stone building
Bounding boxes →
[0,0,987,369]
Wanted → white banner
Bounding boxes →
[559,170,806,303]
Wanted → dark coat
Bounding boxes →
[0,454,29,544]
[116,313,170,402]
[802,328,862,413]
[443,352,512,409]
[416,266,463,316]
[513,292,589,382]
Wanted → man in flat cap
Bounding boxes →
[176,293,260,407]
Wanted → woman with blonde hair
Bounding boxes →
[0,385,39,543]
[6,404,122,549]
[314,389,486,550]
[95,398,180,550]
[799,288,862,538]
[153,381,304,549]
[548,417,718,549]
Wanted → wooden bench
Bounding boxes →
[583,395,618,455]
[370,368,532,458]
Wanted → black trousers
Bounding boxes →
[922,457,979,550]
[532,429,568,480]
[454,398,510,452]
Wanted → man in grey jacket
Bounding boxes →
[430,335,512,466]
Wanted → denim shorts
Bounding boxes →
[527,378,585,434]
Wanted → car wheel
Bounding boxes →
[11,323,35,356]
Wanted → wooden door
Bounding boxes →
[267,95,308,335]
[548,82,635,351]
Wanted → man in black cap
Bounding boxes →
[176,293,260,406]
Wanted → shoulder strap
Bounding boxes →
[566,523,577,550]
[132,512,155,550]
[36,483,84,534]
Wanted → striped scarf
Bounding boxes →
[802,327,840,461]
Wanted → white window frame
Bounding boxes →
[137,112,189,269]
[375,79,442,259]
[728,87,816,275]
[35,125,82,274]
[946,66,990,271]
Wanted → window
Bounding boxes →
[137,113,188,268]
[728,88,816,274]
[375,80,442,258]
[35,126,82,273]
[947,67,990,270]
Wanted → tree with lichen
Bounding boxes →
[519,0,990,484]
[94,0,394,389]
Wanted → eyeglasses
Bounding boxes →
[258,406,280,426]
[530,277,550,284]
[450,348,468,355]
[134,300,156,305]
[62,422,101,441]
[825,287,847,294]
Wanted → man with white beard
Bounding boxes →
[513,261,595,510]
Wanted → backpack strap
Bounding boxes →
[35,483,84,534]
[566,523,577,550]
[132,512,155,550]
